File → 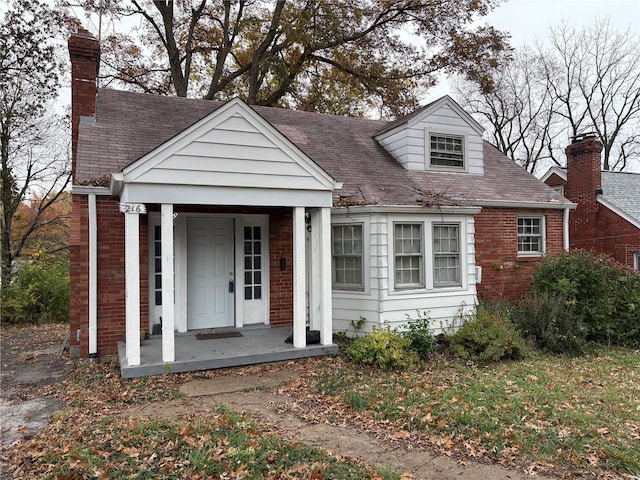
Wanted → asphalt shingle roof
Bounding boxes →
[602,171,640,224]
[76,88,570,208]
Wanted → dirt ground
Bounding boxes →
[0,325,555,479]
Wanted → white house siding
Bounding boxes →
[331,211,477,336]
[376,100,484,175]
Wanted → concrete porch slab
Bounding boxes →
[118,326,338,379]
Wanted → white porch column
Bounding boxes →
[292,207,307,348]
[319,207,333,345]
[161,204,175,363]
[309,209,322,332]
[121,203,145,366]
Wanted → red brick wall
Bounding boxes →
[572,204,640,269]
[269,211,294,326]
[474,207,564,303]
[70,195,149,358]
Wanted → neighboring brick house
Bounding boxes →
[69,30,573,366]
[542,134,640,270]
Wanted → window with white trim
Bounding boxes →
[394,223,423,288]
[517,217,545,255]
[433,224,461,286]
[332,224,364,289]
[429,134,464,169]
[634,252,640,271]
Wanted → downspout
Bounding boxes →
[88,193,98,359]
[563,206,570,251]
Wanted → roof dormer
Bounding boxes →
[375,95,485,175]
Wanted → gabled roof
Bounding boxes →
[75,88,570,208]
[374,95,484,137]
[541,166,640,227]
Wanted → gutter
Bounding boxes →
[472,199,576,210]
[88,193,98,359]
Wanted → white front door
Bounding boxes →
[187,218,235,329]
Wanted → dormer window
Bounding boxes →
[429,134,464,169]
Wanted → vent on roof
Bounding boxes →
[570,132,597,144]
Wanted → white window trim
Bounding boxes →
[393,222,425,290]
[332,222,365,291]
[331,216,370,294]
[425,128,469,173]
[433,222,462,288]
[634,252,640,271]
[387,215,468,293]
[517,216,546,257]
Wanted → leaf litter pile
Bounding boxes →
[3,326,639,479]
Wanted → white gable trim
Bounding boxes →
[376,95,484,142]
[597,196,640,230]
[540,166,567,184]
[122,97,337,190]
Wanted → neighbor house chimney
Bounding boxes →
[68,28,99,179]
[565,133,603,249]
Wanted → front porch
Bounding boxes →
[118,326,338,379]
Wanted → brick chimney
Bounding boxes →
[68,28,99,179]
[565,133,603,248]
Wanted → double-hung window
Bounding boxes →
[429,134,464,169]
[394,223,423,288]
[332,224,363,289]
[433,224,461,286]
[517,217,544,255]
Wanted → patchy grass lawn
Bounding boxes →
[5,361,402,480]
[281,349,640,478]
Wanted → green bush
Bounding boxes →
[533,250,640,346]
[346,326,418,370]
[1,259,69,324]
[398,311,437,360]
[511,292,587,355]
[449,308,527,362]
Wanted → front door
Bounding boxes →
[187,218,235,329]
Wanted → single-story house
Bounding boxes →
[68,30,574,374]
[542,134,640,270]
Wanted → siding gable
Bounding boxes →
[376,96,485,175]
[122,98,336,192]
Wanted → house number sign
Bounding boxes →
[119,203,147,214]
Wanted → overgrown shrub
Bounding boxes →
[398,311,437,360]
[533,250,640,346]
[448,308,527,362]
[346,326,418,370]
[511,292,587,355]
[1,258,69,324]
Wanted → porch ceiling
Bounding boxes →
[118,326,338,379]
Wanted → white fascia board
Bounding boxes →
[540,166,567,183]
[473,199,576,210]
[110,173,124,196]
[331,204,482,215]
[72,185,111,195]
[121,182,333,208]
[122,97,336,190]
[597,196,640,230]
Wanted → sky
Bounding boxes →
[425,0,640,100]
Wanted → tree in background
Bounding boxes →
[68,0,510,117]
[1,0,70,289]
[455,18,640,174]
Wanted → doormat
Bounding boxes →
[196,332,243,340]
